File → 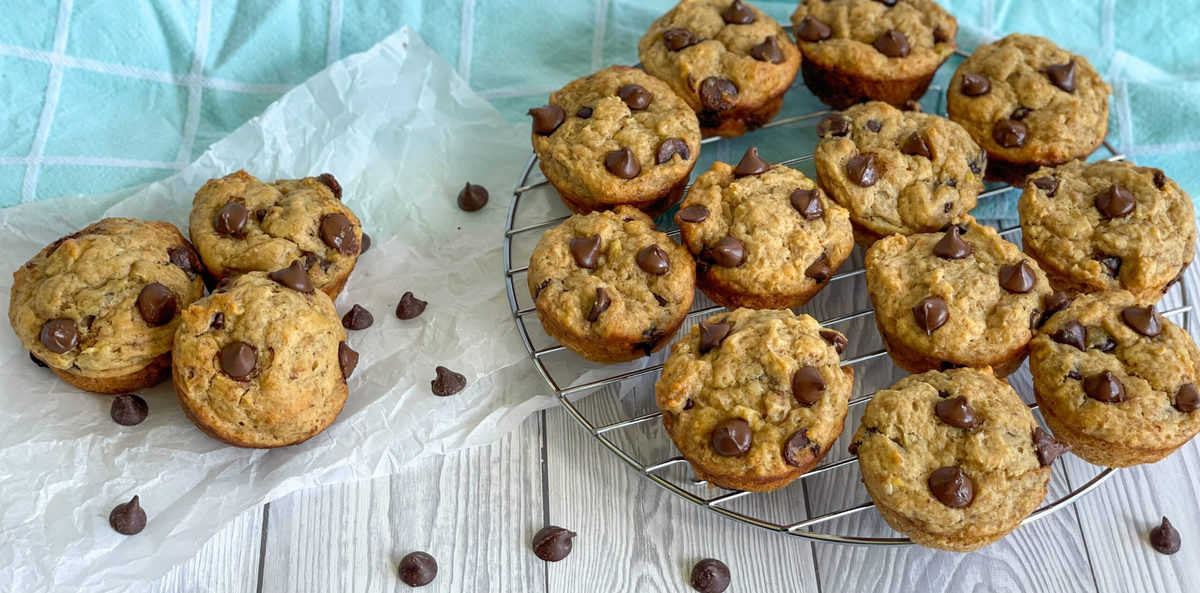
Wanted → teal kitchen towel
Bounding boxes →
[1,0,1198,219]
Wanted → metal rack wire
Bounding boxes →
[501,54,1193,545]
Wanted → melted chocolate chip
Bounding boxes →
[135,282,177,327]
[656,138,690,164]
[749,35,784,63]
[912,296,949,334]
[528,105,565,135]
[398,551,438,586]
[532,526,576,562]
[1095,184,1136,218]
[1150,517,1181,555]
[1084,370,1125,403]
[1176,383,1199,413]
[110,394,149,426]
[805,253,833,282]
[339,341,359,379]
[933,226,972,259]
[690,558,731,593]
[396,291,428,319]
[1032,176,1059,197]
[783,430,813,467]
[168,244,202,275]
[791,188,824,220]
[901,132,932,158]
[792,366,826,406]
[569,235,601,269]
[1121,305,1162,337]
[617,84,653,110]
[993,119,1028,148]
[1045,60,1077,92]
[711,418,752,456]
[317,173,342,199]
[935,396,980,429]
[845,153,880,187]
[342,304,374,330]
[268,260,315,293]
[1010,106,1032,120]
[960,73,991,96]
[109,496,147,535]
[699,319,732,354]
[636,245,670,275]
[320,213,359,255]
[928,466,974,508]
[219,341,257,379]
[1052,321,1087,351]
[704,236,745,267]
[587,287,610,322]
[721,0,755,24]
[676,205,709,224]
[816,114,851,137]
[796,15,832,42]
[604,147,641,179]
[663,28,701,51]
[820,329,847,354]
[873,30,910,58]
[699,77,738,112]
[213,202,249,236]
[1033,427,1070,466]
[733,147,770,177]
[39,318,78,354]
[457,182,489,211]
[1097,254,1122,277]
[431,366,466,396]
[998,260,1037,294]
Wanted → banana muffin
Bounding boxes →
[656,308,853,491]
[10,218,205,393]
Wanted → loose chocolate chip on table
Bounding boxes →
[587,287,610,322]
[750,35,784,63]
[676,205,710,224]
[1152,169,1167,189]
[901,132,932,158]
[782,429,814,466]
[605,147,641,179]
[699,319,732,354]
[935,396,980,429]
[398,551,438,586]
[998,260,1037,294]
[109,496,147,535]
[657,138,690,164]
[569,236,602,269]
[111,394,149,426]
[456,182,489,211]
[39,318,79,354]
[1122,305,1162,337]
[211,312,225,330]
[733,146,770,177]
[1150,517,1182,555]
[721,0,755,24]
[1095,184,1135,218]
[790,188,823,219]
[219,341,257,379]
[699,77,738,112]
[1010,106,1032,120]
[431,366,466,396]
[320,213,359,254]
[711,418,752,456]
[317,173,342,199]
[396,291,428,319]
[1033,426,1070,466]
[1084,370,1125,403]
[845,153,880,187]
[342,304,374,330]
[805,253,833,282]
[213,202,249,236]
[816,113,851,137]
[1176,383,1200,413]
[866,119,882,132]
[690,558,731,593]
[912,296,949,334]
[532,525,577,562]
[704,236,745,268]
[1032,176,1059,197]
[338,342,359,379]
[636,245,670,275]
[933,226,972,259]
[873,30,910,58]
[528,104,565,135]
[575,106,593,119]
[796,15,832,42]
[1045,60,1077,92]
[820,329,848,354]
[992,119,1028,148]
[168,244,202,275]
[1052,321,1087,351]
[960,73,991,96]
[360,233,371,254]
[1096,254,1122,277]
[268,260,315,293]
[617,84,653,110]
[928,466,974,508]
[792,366,826,406]
[136,283,177,327]
[30,352,47,368]
[663,28,701,51]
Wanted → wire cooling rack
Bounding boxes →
[501,50,1194,545]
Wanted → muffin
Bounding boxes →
[189,170,362,299]
[638,0,802,137]
[852,368,1066,551]
[1030,290,1200,467]
[813,101,987,246]
[865,219,1053,376]
[790,0,957,109]
[1019,159,1195,300]
[9,218,205,394]
[527,206,695,363]
[656,308,853,491]
[172,267,352,448]
[946,34,1112,185]
[676,146,854,308]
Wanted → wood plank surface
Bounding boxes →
[148,506,263,593]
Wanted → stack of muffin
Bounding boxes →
[524,0,1199,552]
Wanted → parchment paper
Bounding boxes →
[0,28,559,592]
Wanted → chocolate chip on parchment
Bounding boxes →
[457,182,489,211]
[396,291,428,320]
[39,318,78,354]
[1122,305,1161,337]
[711,418,752,456]
[268,260,315,293]
[912,296,949,334]
[213,202,249,236]
[796,16,832,42]
[656,138,690,164]
[690,558,731,593]
[1052,321,1087,351]
[699,319,732,354]
[845,153,880,187]
[617,84,653,110]
[1084,370,1125,403]
[928,466,974,508]
[342,304,374,330]
[1150,517,1181,555]
[792,366,826,406]
[219,341,257,379]
[136,283,177,327]
[993,119,1028,148]
[337,342,359,379]
[699,77,738,112]
[1095,184,1135,219]
[528,105,565,135]
[569,236,601,269]
[749,36,784,63]
[317,173,342,199]
[605,147,641,179]
[935,396,980,429]
[109,496,147,535]
[1045,60,1077,92]
[790,188,823,220]
[320,213,358,255]
[873,30,910,58]
[663,28,701,51]
[431,366,466,396]
[960,73,991,96]
[805,253,833,282]
[901,132,932,158]
[360,233,371,254]
[704,236,745,268]
[398,551,438,586]
[676,205,709,224]
[933,226,972,259]
[532,526,577,562]
[636,245,670,275]
[820,329,847,354]
[1176,383,1199,413]
[816,113,850,137]
[998,260,1037,294]
[721,0,755,24]
[110,394,149,426]
[733,147,770,177]
[1033,427,1070,466]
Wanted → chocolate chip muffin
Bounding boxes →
[172,267,352,448]
[528,206,695,363]
[852,368,1064,551]
[1019,160,1195,301]
[946,34,1112,185]
[865,219,1053,376]
[1030,290,1200,467]
[676,147,853,308]
[9,218,205,394]
[813,101,987,246]
[638,0,802,137]
[790,0,957,109]
[656,308,853,491]
[189,170,362,299]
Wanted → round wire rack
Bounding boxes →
[501,49,1194,546]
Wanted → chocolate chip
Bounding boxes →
[961,73,991,96]
[636,245,670,275]
[816,113,851,137]
[213,202,249,236]
[528,104,565,135]
[396,291,428,319]
[255,208,268,223]
[944,203,954,213]
[1095,184,1135,219]
[1032,176,1059,197]
[317,173,342,199]
[268,260,315,293]
[969,156,983,175]
[721,0,755,24]
[1052,321,1087,351]
[873,30,910,58]
[676,205,709,224]
[654,293,668,307]
[1045,60,1077,92]
[587,287,610,322]
[998,260,1037,294]
[792,366,826,406]
[805,253,833,282]
[1097,254,1122,277]
[219,341,257,379]
[1176,383,1199,413]
[1033,427,1070,466]
[569,235,601,269]
[341,304,374,330]
[134,282,177,327]
[211,312,225,330]
[699,319,732,354]
[875,0,898,5]
[933,226,972,259]
[935,396,980,429]
[299,251,320,271]
[1153,169,1167,189]
[820,329,847,354]
[617,84,653,110]
[866,120,882,133]
[934,26,951,43]
[711,418,752,456]
[30,352,47,368]
[928,466,974,508]
[1122,305,1162,337]
[39,318,78,354]
[733,147,770,177]
[532,526,576,562]
[110,394,149,426]
[1039,294,1072,327]
[398,551,438,586]
[912,296,949,334]
[690,559,731,593]
[338,342,359,379]
[704,236,745,267]
[1150,517,1181,555]
[1067,369,1082,380]
[573,106,594,120]
[699,77,738,112]
[656,138,690,164]
[457,182,489,211]
[109,496,147,535]
[789,188,824,220]
[1094,336,1117,352]
[360,233,371,254]
[993,119,1028,148]
[431,366,466,396]
[662,28,701,51]
[1011,106,1032,121]
[845,153,880,187]
[901,132,932,158]
[750,35,784,63]
[320,213,358,255]
[1084,370,1125,403]
[782,430,813,467]
[604,147,641,179]
[168,244,202,275]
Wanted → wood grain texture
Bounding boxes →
[148,506,263,593]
